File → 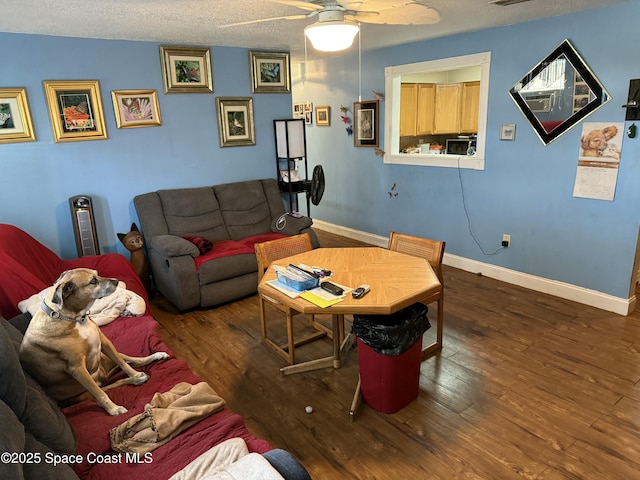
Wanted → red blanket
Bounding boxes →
[63,316,270,479]
[0,224,271,479]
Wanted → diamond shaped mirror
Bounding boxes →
[509,39,610,145]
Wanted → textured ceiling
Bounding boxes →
[0,0,622,59]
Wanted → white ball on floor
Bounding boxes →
[305,405,313,414]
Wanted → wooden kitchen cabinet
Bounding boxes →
[400,83,418,136]
[433,83,461,134]
[461,81,480,133]
[416,83,435,135]
[401,81,478,136]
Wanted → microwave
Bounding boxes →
[445,139,471,155]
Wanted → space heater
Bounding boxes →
[69,195,100,257]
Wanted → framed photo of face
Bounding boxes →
[215,97,255,147]
[160,45,213,94]
[0,87,36,144]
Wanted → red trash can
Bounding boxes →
[357,337,423,413]
[353,303,429,414]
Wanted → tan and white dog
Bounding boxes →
[19,268,169,415]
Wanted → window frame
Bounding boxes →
[383,51,491,170]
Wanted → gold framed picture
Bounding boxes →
[215,97,255,147]
[112,89,162,129]
[0,87,36,144]
[160,45,213,94]
[42,80,108,143]
[249,50,291,93]
[315,105,330,126]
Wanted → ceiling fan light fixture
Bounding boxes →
[304,20,359,52]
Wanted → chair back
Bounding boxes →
[388,231,445,283]
[255,233,314,280]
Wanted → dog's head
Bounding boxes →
[581,129,607,151]
[602,126,618,141]
[46,268,119,318]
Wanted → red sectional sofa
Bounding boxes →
[0,224,307,479]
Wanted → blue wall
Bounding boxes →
[1,2,639,302]
[294,1,640,300]
[0,35,291,258]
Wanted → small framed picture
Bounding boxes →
[249,50,291,94]
[160,45,213,94]
[0,87,36,144]
[315,106,330,126]
[111,90,162,129]
[353,100,379,147]
[215,97,255,147]
[500,123,516,141]
[42,80,108,143]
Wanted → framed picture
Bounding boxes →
[0,87,36,144]
[215,97,255,147]
[111,90,162,129]
[316,105,330,126]
[160,45,213,94]
[353,100,379,147]
[500,123,516,141]
[42,80,108,143]
[249,50,291,94]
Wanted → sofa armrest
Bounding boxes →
[147,236,201,310]
[271,214,313,236]
[149,235,200,258]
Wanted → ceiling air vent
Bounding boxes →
[491,0,534,6]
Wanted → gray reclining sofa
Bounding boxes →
[134,178,317,310]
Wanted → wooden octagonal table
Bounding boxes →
[257,247,441,376]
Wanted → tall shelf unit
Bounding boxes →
[274,118,311,214]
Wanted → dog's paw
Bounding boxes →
[132,372,149,385]
[108,405,128,416]
[153,351,170,361]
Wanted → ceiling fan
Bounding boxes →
[224,1,441,52]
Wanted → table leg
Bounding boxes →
[280,314,345,375]
[332,314,342,369]
[349,376,362,421]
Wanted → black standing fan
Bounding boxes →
[302,165,325,215]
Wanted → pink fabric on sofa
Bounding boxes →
[0,224,271,479]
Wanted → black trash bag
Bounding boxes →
[352,303,430,356]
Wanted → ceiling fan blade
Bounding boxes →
[268,0,324,12]
[354,2,440,25]
[220,14,308,28]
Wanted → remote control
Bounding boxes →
[321,281,344,296]
[352,284,370,299]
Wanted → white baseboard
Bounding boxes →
[313,220,635,316]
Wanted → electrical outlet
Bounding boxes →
[502,234,511,248]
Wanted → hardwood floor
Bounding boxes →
[151,229,640,480]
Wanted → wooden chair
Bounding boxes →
[255,233,332,365]
[388,231,445,360]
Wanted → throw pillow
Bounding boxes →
[24,433,80,480]
[0,319,27,416]
[0,320,77,455]
[0,400,25,480]
[9,312,31,334]
[182,235,213,255]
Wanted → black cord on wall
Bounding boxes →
[457,158,507,256]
